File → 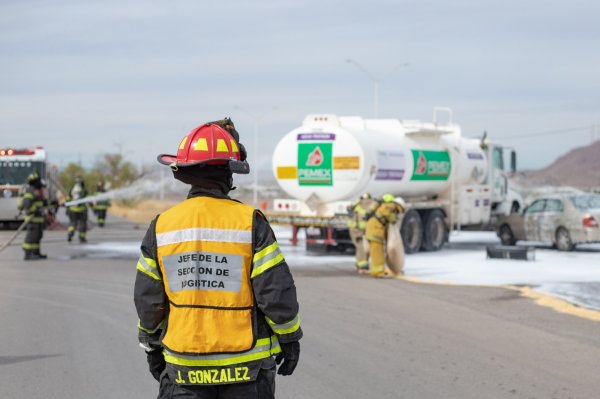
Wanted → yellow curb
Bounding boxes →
[505,285,600,322]
[395,275,600,322]
[396,274,497,288]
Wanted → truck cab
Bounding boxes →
[0,147,54,226]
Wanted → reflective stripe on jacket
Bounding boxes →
[22,186,46,224]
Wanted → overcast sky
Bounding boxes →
[1,0,599,174]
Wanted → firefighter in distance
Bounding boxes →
[93,180,110,227]
[21,172,48,260]
[67,175,89,243]
[365,193,405,277]
[347,192,379,273]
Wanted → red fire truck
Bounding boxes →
[0,147,57,227]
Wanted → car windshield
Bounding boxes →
[0,161,45,185]
[569,195,600,210]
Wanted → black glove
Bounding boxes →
[275,341,300,376]
[146,349,166,381]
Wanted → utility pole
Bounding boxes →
[345,59,409,118]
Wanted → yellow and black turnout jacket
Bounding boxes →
[134,186,302,386]
[22,186,46,225]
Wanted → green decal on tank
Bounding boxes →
[411,150,451,181]
[297,143,333,186]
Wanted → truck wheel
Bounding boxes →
[555,227,574,251]
[499,224,516,246]
[401,210,423,254]
[510,201,520,213]
[422,209,446,252]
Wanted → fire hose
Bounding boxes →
[0,205,58,253]
[0,218,31,253]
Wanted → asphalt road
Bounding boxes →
[1,220,599,399]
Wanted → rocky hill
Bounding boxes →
[524,140,600,190]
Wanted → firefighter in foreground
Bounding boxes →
[21,172,48,260]
[67,175,88,243]
[347,192,379,273]
[365,193,405,277]
[134,119,302,398]
[93,180,110,227]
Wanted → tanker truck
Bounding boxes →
[269,109,522,254]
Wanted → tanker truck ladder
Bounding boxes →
[449,141,462,234]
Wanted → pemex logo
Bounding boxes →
[306,146,324,166]
[411,150,451,181]
[297,143,333,186]
[415,151,427,175]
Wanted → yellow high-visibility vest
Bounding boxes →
[156,197,256,355]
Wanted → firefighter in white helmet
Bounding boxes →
[67,175,88,243]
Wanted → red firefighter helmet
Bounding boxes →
[158,123,249,174]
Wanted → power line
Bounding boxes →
[500,126,590,140]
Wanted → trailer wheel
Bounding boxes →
[422,209,446,252]
[401,210,423,254]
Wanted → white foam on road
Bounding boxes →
[85,225,600,310]
[273,226,600,310]
[405,232,600,310]
[80,242,141,256]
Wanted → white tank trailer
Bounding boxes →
[271,110,522,253]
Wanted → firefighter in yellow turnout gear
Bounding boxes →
[347,193,379,272]
[93,180,110,227]
[365,194,405,277]
[134,119,302,399]
[67,175,88,243]
[21,172,48,260]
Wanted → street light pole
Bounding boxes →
[346,59,409,118]
[374,80,379,119]
[234,106,276,207]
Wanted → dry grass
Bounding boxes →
[109,199,178,224]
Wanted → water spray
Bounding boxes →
[63,175,178,207]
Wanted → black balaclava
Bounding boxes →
[30,178,43,189]
[173,165,234,194]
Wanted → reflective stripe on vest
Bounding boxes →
[156,197,256,356]
[156,228,252,247]
[163,335,282,367]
